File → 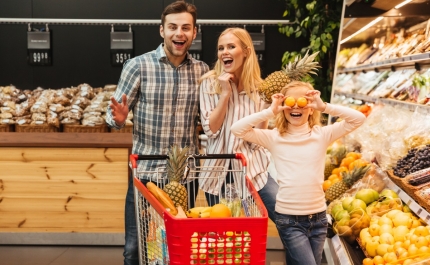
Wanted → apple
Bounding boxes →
[392,213,413,228]
[355,188,379,205]
[376,243,390,256]
[334,210,350,222]
[378,215,393,226]
[393,225,410,242]
[379,232,395,245]
[380,189,399,200]
[379,224,393,236]
[368,223,380,237]
[331,203,344,218]
[347,198,367,213]
[342,196,354,210]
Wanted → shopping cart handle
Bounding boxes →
[130,153,247,168]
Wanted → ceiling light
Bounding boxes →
[340,17,383,44]
[395,0,414,9]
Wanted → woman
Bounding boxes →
[199,27,278,222]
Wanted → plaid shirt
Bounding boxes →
[106,44,209,173]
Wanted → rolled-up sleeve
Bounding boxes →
[199,78,221,138]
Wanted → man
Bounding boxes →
[106,1,209,264]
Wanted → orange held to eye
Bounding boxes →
[284,97,295,107]
[297,97,307,107]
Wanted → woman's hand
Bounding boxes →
[110,94,129,126]
[304,90,326,112]
[218,72,235,98]
[270,93,289,115]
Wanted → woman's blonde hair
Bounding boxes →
[199,27,262,102]
[274,81,322,134]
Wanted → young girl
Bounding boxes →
[231,81,366,265]
[199,27,278,222]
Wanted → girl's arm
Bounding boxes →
[323,103,366,142]
[230,108,275,148]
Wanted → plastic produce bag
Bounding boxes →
[219,184,242,217]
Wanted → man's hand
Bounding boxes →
[110,94,129,126]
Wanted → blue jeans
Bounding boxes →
[274,210,328,265]
[123,175,198,265]
[205,173,278,223]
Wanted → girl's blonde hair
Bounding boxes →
[274,81,322,134]
[199,27,262,102]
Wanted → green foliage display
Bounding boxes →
[278,0,343,101]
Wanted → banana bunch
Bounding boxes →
[186,206,212,218]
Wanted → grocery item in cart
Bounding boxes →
[220,184,242,217]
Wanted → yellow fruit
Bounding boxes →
[284,96,295,107]
[296,97,307,107]
[362,258,373,265]
[209,204,231,218]
[323,180,332,191]
[340,157,355,168]
[372,255,384,264]
[328,174,340,181]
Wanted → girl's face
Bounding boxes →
[217,32,247,77]
[283,86,314,127]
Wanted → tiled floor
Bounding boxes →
[0,245,124,265]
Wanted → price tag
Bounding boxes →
[27,31,52,66]
[111,31,133,66]
[189,32,202,60]
[409,200,420,213]
[250,32,265,67]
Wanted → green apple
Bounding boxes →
[331,203,344,218]
[342,196,355,210]
[355,188,379,205]
[347,198,367,213]
[379,189,399,200]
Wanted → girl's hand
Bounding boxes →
[218,72,235,98]
[270,93,290,115]
[303,90,326,112]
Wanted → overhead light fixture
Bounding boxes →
[340,16,383,44]
[395,0,414,9]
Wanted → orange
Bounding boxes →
[349,159,368,170]
[209,204,231,218]
[328,174,339,181]
[332,167,341,175]
[323,180,332,191]
[297,97,307,107]
[346,152,362,159]
[284,97,296,107]
[373,255,385,264]
[340,157,355,168]
[362,258,373,265]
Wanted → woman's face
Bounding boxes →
[217,32,247,77]
[283,86,314,127]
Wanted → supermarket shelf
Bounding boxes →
[337,52,430,74]
[333,91,430,113]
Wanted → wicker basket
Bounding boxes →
[414,184,430,214]
[110,124,132,133]
[15,124,60,133]
[63,124,109,133]
[0,124,14,132]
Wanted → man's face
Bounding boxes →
[160,12,196,63]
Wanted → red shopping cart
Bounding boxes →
[131,153,268,265]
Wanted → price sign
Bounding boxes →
[27,31,52,66]
[189,32,202,60]
[111,31,133,66]
[250,32,265,67]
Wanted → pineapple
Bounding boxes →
[324,145,347,179]
[325,165,370,202]
[258,50,320,103]
[163,145,190,211]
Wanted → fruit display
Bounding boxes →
[257,50,320,103]
[325,164,371,202]
[393,145,430,178]
[163,145,190,211]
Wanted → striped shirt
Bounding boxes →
[199,77,271,195]
[106,44,209,174]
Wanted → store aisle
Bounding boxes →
[0,245,123,265]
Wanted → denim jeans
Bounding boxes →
[123,175,198,265]
[274,210,328,265]
[205,173,278,223]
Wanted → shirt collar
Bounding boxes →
[156,44,192,65]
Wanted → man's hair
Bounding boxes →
[161,1,197,27]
